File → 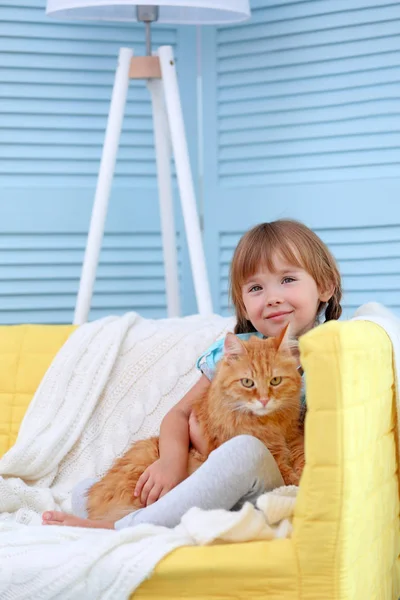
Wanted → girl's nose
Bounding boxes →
[266,296,282,306]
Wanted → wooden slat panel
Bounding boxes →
[216,1,400,186]
[0,3,197,323]
[0,232,181,323]
[0,2,177,188]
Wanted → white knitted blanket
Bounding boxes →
[0,313,297,600]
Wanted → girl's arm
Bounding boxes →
[134,374,210,506]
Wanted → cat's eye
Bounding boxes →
[241,378,255,388]
[270,376,282,386]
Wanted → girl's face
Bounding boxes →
[241,255,332,338]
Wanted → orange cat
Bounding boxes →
[86,325,305,521]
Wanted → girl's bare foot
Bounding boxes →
[42,511,114,529]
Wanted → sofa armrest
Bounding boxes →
[294,320,400,599]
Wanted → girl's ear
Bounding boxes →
[224,332,247,359]
[319,284,335,303]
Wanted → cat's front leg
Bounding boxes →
[290,436,305,478]
[281,468,300,486]
[278,462,300,486]
[270,441,298,486]
[292,454,305,478]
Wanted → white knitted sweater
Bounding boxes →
[0,313,297,599]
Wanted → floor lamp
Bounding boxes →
[45,1,250,324]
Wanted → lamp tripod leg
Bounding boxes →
[148,76,181,317]
[74,47,133,325]
[158,45,213,316]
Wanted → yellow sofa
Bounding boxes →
[0,320,399,599]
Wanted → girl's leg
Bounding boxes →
[115,434,284,530]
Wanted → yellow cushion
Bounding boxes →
[0,320,399,599]
[0,324,76,457]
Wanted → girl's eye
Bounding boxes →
[241,378,255,388]
[249,285,262,292]
[282,277,295,284]
[270,376,282,386]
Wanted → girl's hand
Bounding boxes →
[134,459,187,506]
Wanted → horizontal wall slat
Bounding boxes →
[219,133,400,161]
[219,51,400,88]
[316,225,400,244]
[0,232,166,250]
[219,148,400,176]
[0,145,155,161]
[0,174,157,186]
[218,35,400,73]
[0,293,167,311]
[0,36,170,57]
[0,263,168,279]
[0,307,167,324]
[218,82,400,117]
[218,4,400,45]
[1,82,142,101]
[0,160,157,176]
[218,165,400,186]
[219,100,400,132]
[246,0,398,24]
[0,114,152,131]
[218,67,400,103]
[0,248,170,265]
[218,21,400,59]
[0,99,152,117]
[0,130,153,146]
[220,116,400,145]
[0,278,166,294]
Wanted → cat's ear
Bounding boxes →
[275,323,291,350]
[223,332,247,360]
[275,324,300,361]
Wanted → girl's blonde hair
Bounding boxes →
[230,219,342,334]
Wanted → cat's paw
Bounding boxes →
[294,459,305,477]
[283,471,300,486]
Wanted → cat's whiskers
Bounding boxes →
[232,402,251,414]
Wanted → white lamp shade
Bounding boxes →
[46,0,251,24]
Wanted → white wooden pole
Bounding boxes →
[158,45,213,316]
[73,47,133,325]
[148,78,181,317]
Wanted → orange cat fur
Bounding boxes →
[86,325,304,521]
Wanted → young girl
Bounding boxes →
[43,219,342,530]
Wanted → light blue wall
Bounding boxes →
[0,1,198,323]
[2,0,400,323]
[201,0,400,318]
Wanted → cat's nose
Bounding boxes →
[259,397,269,406]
